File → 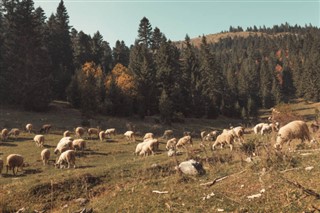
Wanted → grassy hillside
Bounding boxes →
[0,100,320,212]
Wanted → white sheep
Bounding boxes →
[176,135,193,148]
[1,128,9,141]
[75,127,85,138]
[143,132,154,140]
[274,120,315,150]
[230,126,245,143]
[72,139,86,151]
[135,141,148,155]
[8,128,20,140]
[166,138,177,150]
[55,150,76,169]
[212,131,235,151]
[162,130,174,139]
[204,131,218,141]
[139,139,159,156]
[39,124,52,134]
[124,131,135,142]
[54,137,73,154]
[200,131,207,141]
[99,131,106,142]
[88,128,100,139]
[25,123,33,133]
[6,154,24,175]
[63,130,72,137]
[105,128,116,137]
[253,123,267,134]
[0,159,3,174]
[41,149,50,165]
[34,135,45,147]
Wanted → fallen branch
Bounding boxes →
[285,179,320,199]
[279,167,301,173]
[200,170,246,187]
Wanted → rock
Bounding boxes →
[74,198,88,206]
[305,166,314,171]
[178,159,205,175]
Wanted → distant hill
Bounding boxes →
[175,31,294,48]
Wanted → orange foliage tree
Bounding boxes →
[105,63,137,96]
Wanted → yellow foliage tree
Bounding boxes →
[82,61,103,78]
[105,63,137,96]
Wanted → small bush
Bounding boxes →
[240,139,256,156]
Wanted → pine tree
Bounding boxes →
[137,17,152,48]
[113,40,130,67]
[46,0,74,100]
[159,89,173,125]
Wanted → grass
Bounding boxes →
[0,100,320,212]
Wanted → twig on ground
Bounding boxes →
[200,170,246,187]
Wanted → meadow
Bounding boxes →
[0,99,320,213]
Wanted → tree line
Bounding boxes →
[0,0,319,124]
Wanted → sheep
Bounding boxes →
[63,130,72,137]
[124,131,135,142]
[34,135,45,147]
[105,128,116,138]
[99,131,106,142]
[200,131,207,141]
[176,135,193,149]
[230,126,245,143]
[253,123,267,134]
[311,122,319,133]
[162,130,174,139]
[1,128,9,141]
[72,139,86,151]
[212,131,235,151]
[143,132,154,141]
[183,131,191,136]
[8,128,20,140]
[88,128,100,139]
[274,120,315,150]
[166,138,177,150]
[41,149,50,165]
[0,159,3,174]
[25,123,33,133]
[203,131,218,141]
[54,137,73,154]
[135,141,148,155]
[6,154,24,175]
[139,139,159,156]
[55,150,76,169]
[75,127,85,138]
[39,124,52,134]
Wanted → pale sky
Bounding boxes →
[34,0,320,47]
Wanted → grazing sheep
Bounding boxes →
[135,141,148,155]
[88,128,100,139]
[34,135,45,147]
[40,124,52,134]
[55,150,76,169]
[166,138,177,150]
[0,159,3,174]
[54,137,73,154]
[72,139,86,151]
[274,120,315,150]
[176,135,193,148]
[63,130,72,137]
[200,131,207,141]
[143,132,154,141]
[105,128,116,137]
[253,123,267,134]
[75,127,85,138]
[6,154,24,175]
[230,126,245,143]
[25,123,33,133]
[41,149,50,165]
[311,122,319,133]
[162,130,174,139]
[1,128,9,141]
[124,131,135,142]
[8,128,20,140]
[139,139,159,156]
[99,131,106,142]
[204,131,218,141]
[212,132,235,151]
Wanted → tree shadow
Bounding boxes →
[0,142,18,147]
[76,165,96,169]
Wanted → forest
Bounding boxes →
[0,0,319,124]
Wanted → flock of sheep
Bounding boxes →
[0,117,318,176]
